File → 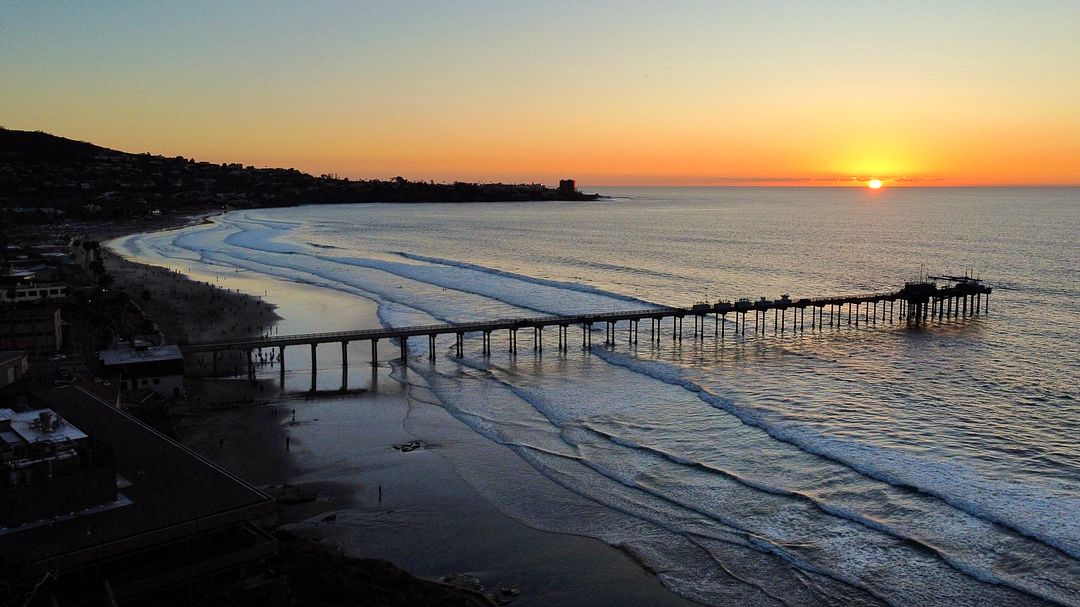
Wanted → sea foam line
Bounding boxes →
[577,423,1079,606]
[473,350,1077,605]
[417,356,1005,605]
[396,252,660,307]
[590,347,1080,562]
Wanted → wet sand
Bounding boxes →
[102,246,279,345]
[107,236,699,606]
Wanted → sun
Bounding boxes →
[868,179,883,189]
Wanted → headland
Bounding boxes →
[1,127,599,229]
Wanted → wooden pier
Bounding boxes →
[182,276,991,390]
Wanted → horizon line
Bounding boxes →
[577,183,1080,189]
[5,128,1079,189]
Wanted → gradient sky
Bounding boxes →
[2,1,1079,186]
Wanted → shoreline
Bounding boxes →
[104,211,699,606]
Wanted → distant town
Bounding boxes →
[1,127,598,225]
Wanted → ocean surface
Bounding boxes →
[113,187,1079,606]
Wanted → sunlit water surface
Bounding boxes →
[114,187,1079,606]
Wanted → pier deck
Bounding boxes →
[182,277,992,389]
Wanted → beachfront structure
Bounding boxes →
[0,351,29,387]
[3,244,75,266]
[558,178,575,194]
[98,341,185,396]
[0,281,71,303]
[184,276,992,392]
[0,386,275,604]
[0,307,63,355]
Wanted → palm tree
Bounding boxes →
[115,290,131,336]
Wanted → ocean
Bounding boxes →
[112,187,1079,606]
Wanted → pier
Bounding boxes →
[183,276,991,390]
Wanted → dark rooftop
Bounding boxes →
[1,383,271,572]
[0,351,27,366]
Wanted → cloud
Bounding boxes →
[810,175,946,184]
[694,175,947,185]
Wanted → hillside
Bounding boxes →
[0,128,597,222]
[0,129,109,161]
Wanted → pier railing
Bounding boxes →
[182,278,992,389]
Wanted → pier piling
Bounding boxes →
[185,278,992,378]
[279,346,285,387]
[342,341,349,388]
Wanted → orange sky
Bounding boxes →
[2,2,1078,186]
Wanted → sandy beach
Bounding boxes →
[106,231,697,606]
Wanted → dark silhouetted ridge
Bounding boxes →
[0,129,110,161]
[0,128,599,222]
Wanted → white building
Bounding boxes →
[0,282,70,304]
[98,341,185,397]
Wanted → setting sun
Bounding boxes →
[868,179,883,189]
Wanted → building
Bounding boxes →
[0,385,275,604]
[0,351,29,387]
[0,282,71,304]
[2,263,62,286]
[99,341,185,396]
[0,407,117,528]
[27,245,75,266]
[558,178,576,194]
[0,307,62,355]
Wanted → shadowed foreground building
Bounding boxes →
[0,407,116,528]
[0,384,274,605]
[0,307,62,355]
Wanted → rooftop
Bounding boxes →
[1,270,36,280]
[1,385,272,571]
[0,351,27,366]
[99,342,183,366]
[0,407,87,450]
